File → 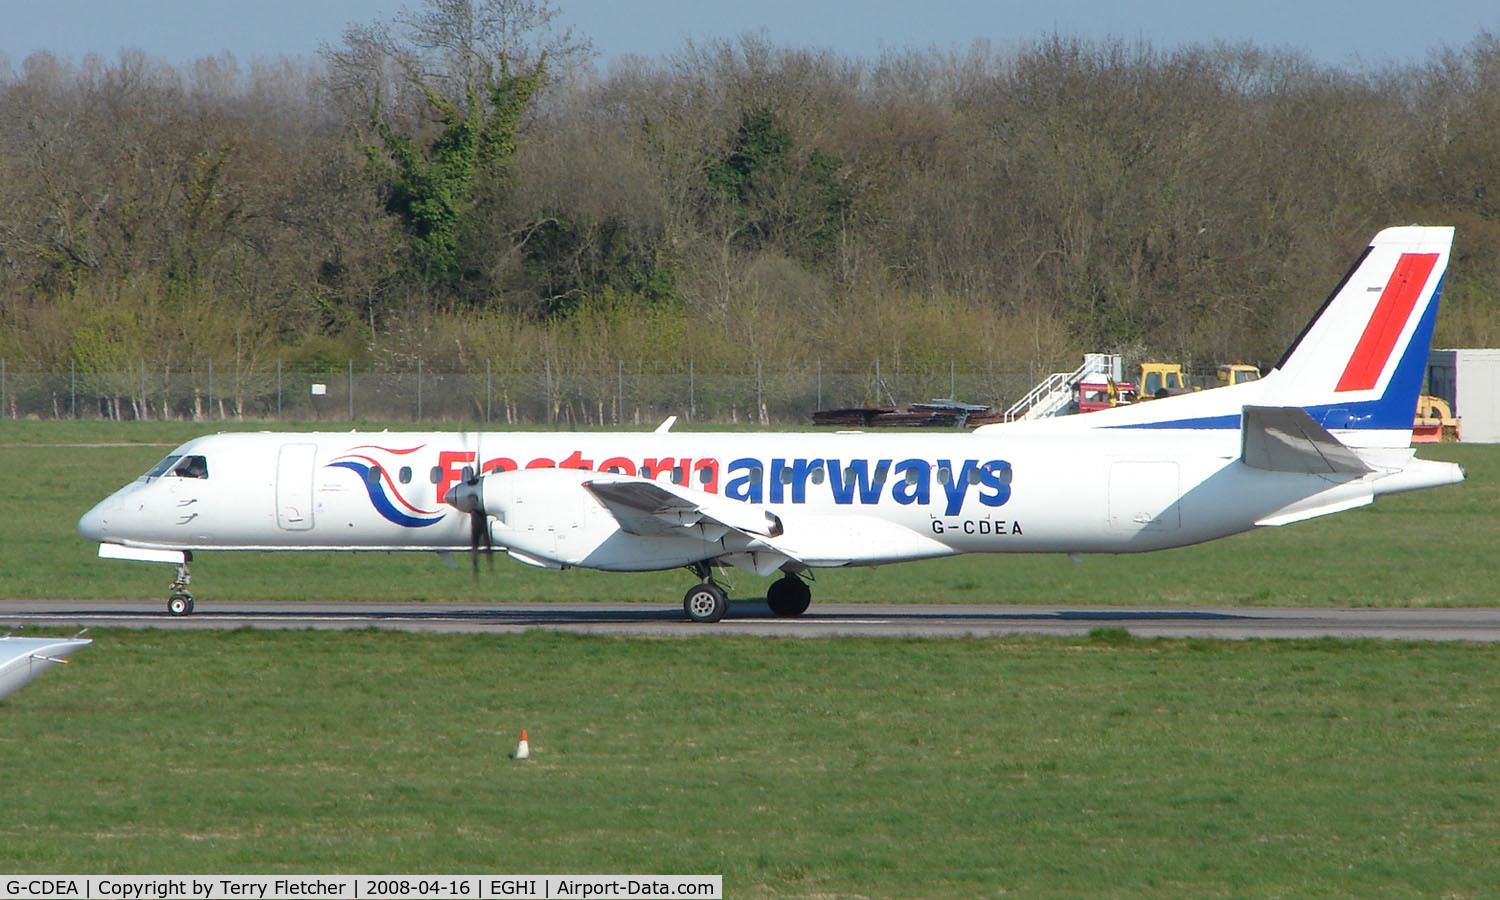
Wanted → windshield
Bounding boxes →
[144,455,182,479]
[142,454,209,480]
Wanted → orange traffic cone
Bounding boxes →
[515,729,530,760]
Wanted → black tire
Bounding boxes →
[168,593,192,616]
[766,575,811,617]
[683,582,729,623]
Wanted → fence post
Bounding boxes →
[757,360,764,425]
[417,360,423,421]
[485,358,492,424]
[617,360,623,425]
[348,360,354,421]
[207,360,214,421]
[817,359,822,411]
[689,359,695,422]
[545,358,553,425]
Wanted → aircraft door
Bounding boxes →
[276,443,318,531]
[1108,461,1181,532]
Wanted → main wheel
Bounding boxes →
[168,593,193,616]
[766,575,811,617]
[683,582,729,623]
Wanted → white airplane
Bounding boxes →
[79,226,1464,622]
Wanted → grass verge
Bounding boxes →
[1,629,1496,899]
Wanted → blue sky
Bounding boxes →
[1,0,1496,71]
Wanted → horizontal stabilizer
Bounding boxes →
[1241,406,1372,475]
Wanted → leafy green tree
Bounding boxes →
[328,0,585,291]
[704,106,852,262]
[362,59,541,284]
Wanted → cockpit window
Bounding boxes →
[145,455,182,479]
[172,456,210,479]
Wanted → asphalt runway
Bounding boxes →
[5,599,1500,641]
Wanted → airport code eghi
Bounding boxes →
[1,877,722,900]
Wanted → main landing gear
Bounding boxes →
[167,561,195,616]
[681,564,812,623]
[765,573,811,618]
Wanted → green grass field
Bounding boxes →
[2,630,1497,898]
[3,421,1498,898]
[2,420,1494,607]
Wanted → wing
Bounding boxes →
[582,474,954,575]
[582,475,783,540]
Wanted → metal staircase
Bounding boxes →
[1004,354,1119,422]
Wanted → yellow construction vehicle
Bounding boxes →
[1138,362,1187,400]
[1413,395,1460,443]
[1217,363,1261,386]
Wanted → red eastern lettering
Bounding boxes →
[559,450,595,470]
[692,458,720,493]
[436,450,476,508]
[598,456,637,475]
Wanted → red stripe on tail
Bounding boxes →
[1335,252,1439,392]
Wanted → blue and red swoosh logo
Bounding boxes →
[328,445,446,528]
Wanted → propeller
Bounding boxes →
[448,428,495,581]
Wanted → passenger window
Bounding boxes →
[172,456,209,479]
[367,466,383,485]
[399,466,412,484]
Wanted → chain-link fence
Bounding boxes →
[0,360,1044,425]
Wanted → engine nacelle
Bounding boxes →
[478,468,717,571]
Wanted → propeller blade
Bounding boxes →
[470,509,485,581]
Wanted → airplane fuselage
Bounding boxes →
[79,427,1418,565]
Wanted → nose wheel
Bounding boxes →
[167,563,195,616]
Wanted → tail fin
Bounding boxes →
[1264,225,1453,442]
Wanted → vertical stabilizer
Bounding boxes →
[1264,225,1453,444]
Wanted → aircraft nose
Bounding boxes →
[77,501,110,542]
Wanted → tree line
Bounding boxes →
[2,1,1498,399]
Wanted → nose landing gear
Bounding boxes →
[167,563,194,616]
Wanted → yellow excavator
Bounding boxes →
[1413,395,1461,442]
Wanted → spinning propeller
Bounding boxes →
[444,429,494,579]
